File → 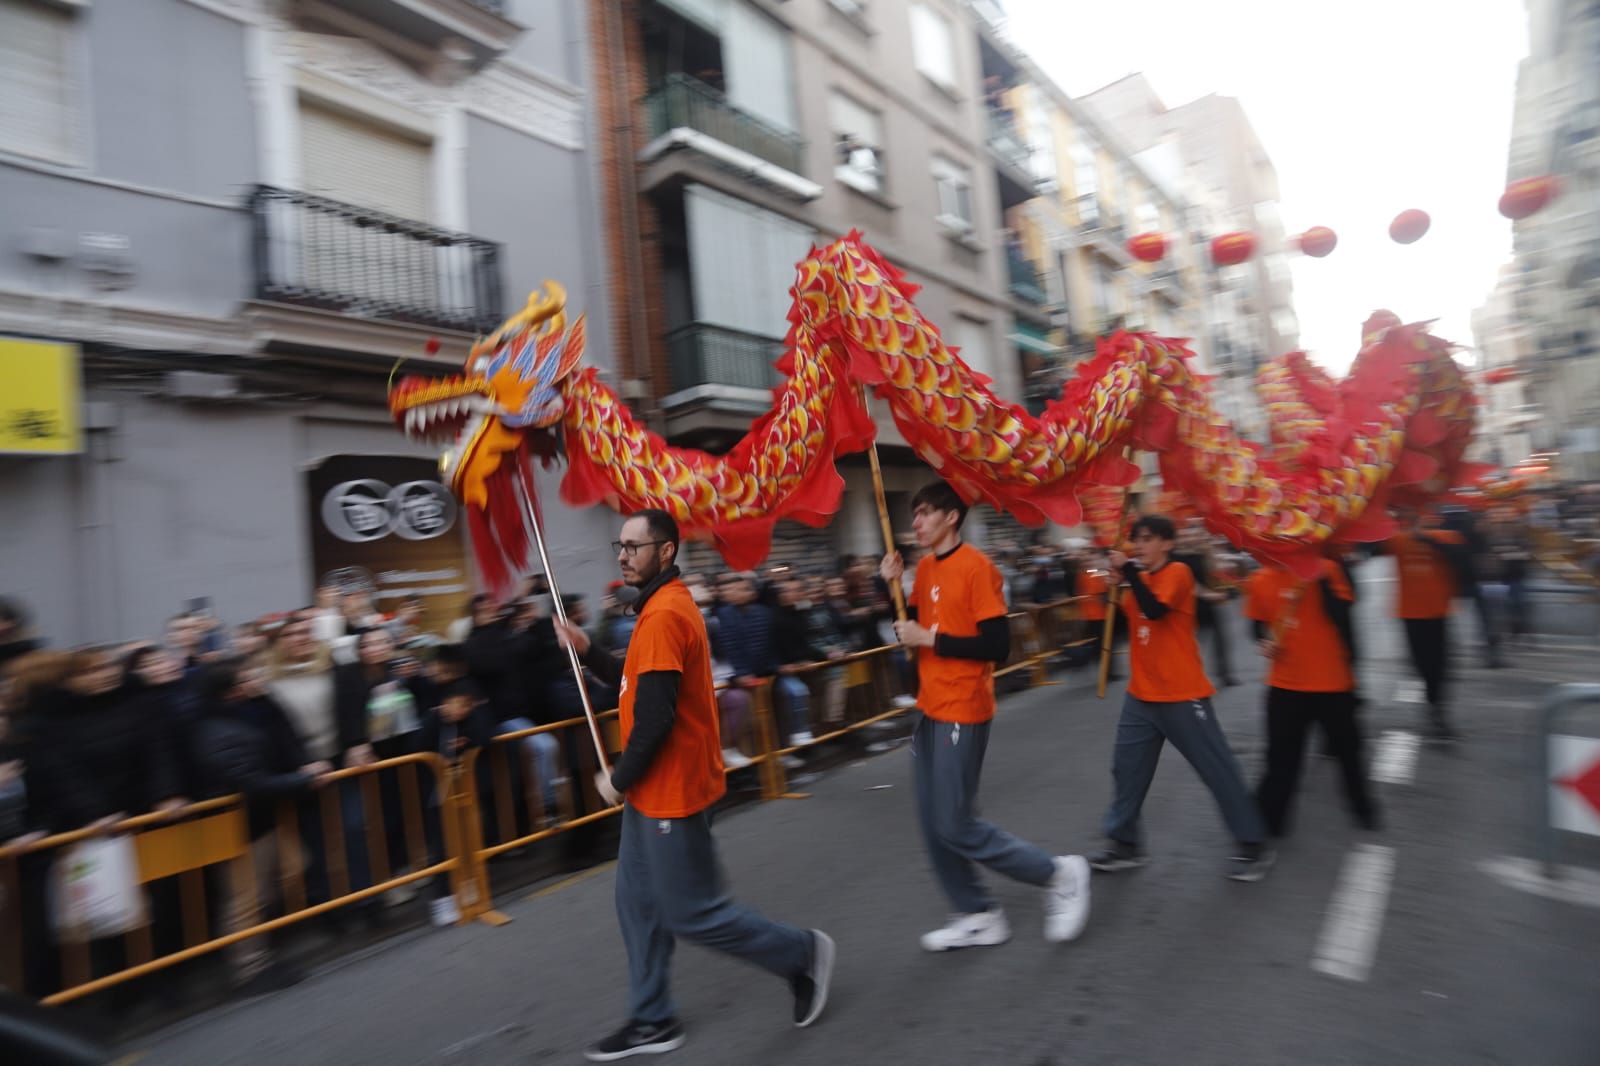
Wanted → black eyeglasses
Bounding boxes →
[612,539,667,556]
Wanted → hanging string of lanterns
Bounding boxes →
[1107,176,1558,271]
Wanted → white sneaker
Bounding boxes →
[892,695,917,710]
[429,896,461,927]
[781,754,805,770]
[722,748,752,770]
[1043,855,1090,943]
[919,909,1011,952]
[789,730,816,746]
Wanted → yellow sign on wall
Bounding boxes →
[0,338,83,455]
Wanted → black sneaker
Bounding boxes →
[583,1019,686,1061]
[1227,844,1276,883]
[792,929,835,1028]
[1087,841,1148,872]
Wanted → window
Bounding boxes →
[949,317,994,377]
[300,99,433,220]
[1071,141,1098,197]
[685,184,816,338]
[1023,88,1056,186]
[831,92,884,195]
[0,0,80,164]
[931,156,973,232]
[910,3,957,90]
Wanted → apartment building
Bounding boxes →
[0,0,618,642]
[592,0,1050,560]
[1502,0,1600,478]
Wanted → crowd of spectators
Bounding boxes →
[0,535,1165,1006]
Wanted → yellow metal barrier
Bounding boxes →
[1,753,459,1005]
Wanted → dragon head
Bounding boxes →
[388,283,586,510]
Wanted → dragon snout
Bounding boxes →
[388,374,494,443]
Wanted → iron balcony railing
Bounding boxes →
[985,110,1033,173]
[645,74,806,175]
[667,323,784,392]
[467,0,509,12]
[1007,246,1048,305]
[248,185,503,334]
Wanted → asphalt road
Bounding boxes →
[135,560,1600,1065]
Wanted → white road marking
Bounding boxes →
[1312,843,1397,982]
[1478,856,1600,909]
[1391,679,1425,704]
[1370,730,1420,785]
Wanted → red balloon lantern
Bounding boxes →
[1295,226,1338,258]
[1481,365,1520,385]
[1498,176,1560,221]
[1389,209,1430,245]
[1127,232,1167,262]
[1210,231,1256,267]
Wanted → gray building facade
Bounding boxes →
[0,0,619,644]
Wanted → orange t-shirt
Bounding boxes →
[1122,561,1214,702]
[910,543,1008,724]
[1244,560,1354,692]
[1076,569,1109,621]
[1388,531,1461,619]
[617,579,726,818]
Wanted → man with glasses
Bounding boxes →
[556,509,834,1061]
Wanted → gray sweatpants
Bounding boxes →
[616,804,812,1025]
[1101,694,1265,847]
[912,714,1056,915]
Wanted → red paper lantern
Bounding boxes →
[1295,226,1338,258]
[1210,231,1256,267]
[1481,365,1520,385]
[1498,176,1560,221]
[423,336,442,355]
[1389,209,1430,245]
[1127,232,1167,262]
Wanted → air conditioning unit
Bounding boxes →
[165,370,241,401]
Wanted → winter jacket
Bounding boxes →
[21,687,181,834]
[711,603,777,677]
[192,695,313,837]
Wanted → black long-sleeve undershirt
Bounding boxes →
[608,671,679,794]
[1121,563,1170,620]
[932,616,1010,663]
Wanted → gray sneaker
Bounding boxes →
[1227,846,1276,883]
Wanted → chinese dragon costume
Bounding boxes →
[388,233,1477,593]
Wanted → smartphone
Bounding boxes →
[185,596,213,618]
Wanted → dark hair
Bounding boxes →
[122,644,162,688]
[629,508,680,551]
[198,656,247,706]
[442,678,486,704]
[910,481,968,529]
[0,597,26,629]
[469,594,492,612]
[1130,514,1177,541]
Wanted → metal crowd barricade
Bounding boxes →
[1,753,459,1006]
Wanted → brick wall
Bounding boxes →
[588,0,671,412]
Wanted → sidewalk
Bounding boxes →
[133,589,1600,1066]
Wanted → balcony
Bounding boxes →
[323,1,523,69]
[986,110,1037,209]
[643,74,810,195]
[1006,246,1048,306]
[1077,194,1131,263]
[667,323,784,393]
[248,185,503,336]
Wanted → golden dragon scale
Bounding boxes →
[388,233,1477,592]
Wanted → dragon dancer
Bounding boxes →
[556,509,834,1061]
[880,481,1091,951]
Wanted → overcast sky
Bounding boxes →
[1005,0,1529,372]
